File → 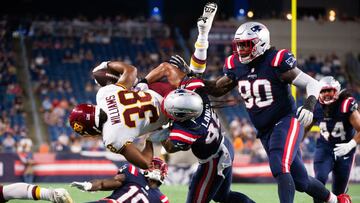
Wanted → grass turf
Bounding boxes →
[7,183,360,203]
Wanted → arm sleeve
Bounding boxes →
[340,97,358,114]
[168,123,201,151]
[222,55,238,82]
[271,49,297,73]
[292,71,321,99]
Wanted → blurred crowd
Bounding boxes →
[1,16,360,166]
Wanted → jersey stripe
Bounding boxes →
[128,164,138,176]
[271,49,287,67]
[282,118,300,173]
[115,83,127,89]
[172,129,201,139]
[225,55,235,69]
[341,97,354,113]
[170,132,196,144]
[161,195,169,203]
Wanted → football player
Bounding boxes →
[201,22,352,203]
[0,183,72,203]
[69,61,172,169]
[160,87,254,203]
[305,76,360,203]
[70,157,169,203]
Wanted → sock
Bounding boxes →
[2,183,40,200]
[190,35,208,74]
[276,173,295,203]
[39,187,54,201]
[306,176,332,202]
[226,191,255,203]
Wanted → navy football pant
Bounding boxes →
[186,137,254,203]
[313,144,355,203]
[260,116,330,203]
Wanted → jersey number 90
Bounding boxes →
[238,79,274,109]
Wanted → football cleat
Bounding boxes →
[197,2,218,36]
[337,194,352,203]
[50,188,74,203]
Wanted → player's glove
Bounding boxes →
[147,128,170,143]
[296,95,317,127]
[70,181,93,192]
[169,55,190,73]
[133,78,149,92]
[334,139,357,157]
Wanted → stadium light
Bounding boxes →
[247,11,254,18]
[286,13,292,20]
[329,9,336,22]
[329,15,336,22]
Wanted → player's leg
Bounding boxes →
[266,116,301,203]
[332,152,355,195]
[312,145,334,203]
[185,159,219,203]
[189,2,218,74]
[290,150,337,203]
[1,183,72,203]
[212,138,255,203]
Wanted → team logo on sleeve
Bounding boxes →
[285,56,296,67]
[350,101,358,112]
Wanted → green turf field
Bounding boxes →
[8,183,360,203]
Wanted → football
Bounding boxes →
[92,69,120,86]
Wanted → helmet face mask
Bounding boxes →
[319,76,341,105]
[232,22,270,64]
[144,157,168,184]
[161,89,203,122]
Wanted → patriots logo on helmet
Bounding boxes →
[250,25,262,32]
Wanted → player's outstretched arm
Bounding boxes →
[120,141,153,169]
[281,67,321,126]
[203,75,238,97]
[107,61,138,89]
[161,138,182,153]
[143,62,186,88]
[334,108,360,157]
[71,174,125,192]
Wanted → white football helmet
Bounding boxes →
[232,22,271,64]
[161,89,203,122]
[319,76,341,105]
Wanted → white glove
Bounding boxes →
[296,106,313,127]
[70,181,93,192]
[334,139,357,157]
[147,128,170,143]
[92,61,109,73]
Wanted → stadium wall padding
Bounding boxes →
[1,153,360,184]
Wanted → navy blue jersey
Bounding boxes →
[313,96,358,146]
[223,49,297,132]
[107,164,169,203]
[169,78,223,160]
